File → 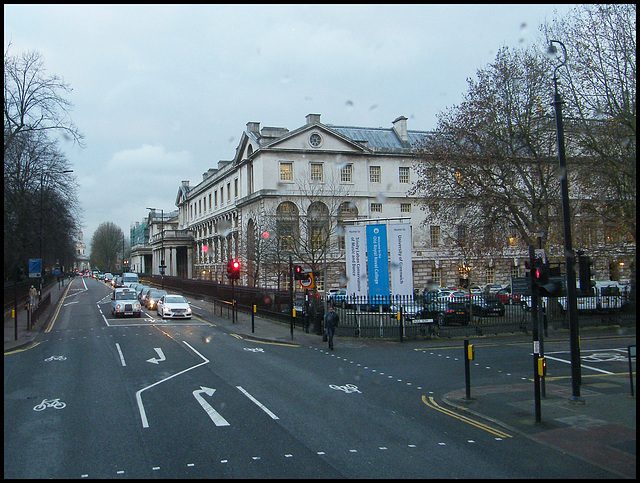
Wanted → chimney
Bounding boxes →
[181,180,189,188]
[392,116,408,142]
[247,122,260,135]
[306,113,321,125]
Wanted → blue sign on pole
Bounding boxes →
[366,224,390,299]
[29,258,42,278]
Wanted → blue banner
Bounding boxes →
[366,224,390,299]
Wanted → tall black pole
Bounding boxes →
[550,40,583,403]
[289,256,294,340]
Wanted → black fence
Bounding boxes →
[141,276,635,340]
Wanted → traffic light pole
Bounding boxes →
[529,245,542,423]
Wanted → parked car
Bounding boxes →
[495,288,521,305]
[144,289,168,310]
[484,283,504,294]
[326,289,341,303]
[111,287,142,317]
[156,294,192,319]
[415,300,470,326]
[470,295,505,316]
[330,289,350,308]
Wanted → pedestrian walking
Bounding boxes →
[324,306,339,350]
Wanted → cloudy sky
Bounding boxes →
[4,4,577,252]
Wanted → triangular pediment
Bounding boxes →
[262,124,371,154]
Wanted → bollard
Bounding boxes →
[464,339,473,400]
[252,305,256,333]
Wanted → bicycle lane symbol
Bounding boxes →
[329,384,361,394]
[33,399,67,411]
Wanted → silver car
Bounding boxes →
[111,287,142,317]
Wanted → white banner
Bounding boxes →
[344,225,368,297]
[388,224,413,297]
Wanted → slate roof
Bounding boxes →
[327,125,431,152]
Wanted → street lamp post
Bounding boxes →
[146,207,164,290]
[548,40,583,403]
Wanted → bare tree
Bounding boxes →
[410,46,567,257]
[541,4,636,245]
[4,45,84,153]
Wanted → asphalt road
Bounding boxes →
[4,277,627,478]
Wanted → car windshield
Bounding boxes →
[116,292,137,300]
[165,296,186,304]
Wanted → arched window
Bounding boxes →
[337,202,359,250]
[307,201,329,250]
[276,202,299,251]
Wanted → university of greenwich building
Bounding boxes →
[174,113,535,291]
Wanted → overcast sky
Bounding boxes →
[5,4,578,253]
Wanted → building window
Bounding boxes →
[208,194,212,210]
[280,162,293,181]
[214,191,218,207]
[234,179,238,198]
[400,203,411,213]
[485,267,495,285]
[341,164,353,182]
[430,226,440,247]
[457,224,467,244]
[370,166,381,183]
[220,187,224,205]
[227,183,231,202]
[199,200,202,215]
[310,163,323,182]
[510,266,519,279]
[399,166,410,183]
[371,202,382,213]
[433,268,442,287]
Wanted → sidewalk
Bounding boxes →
[4,280,70,352]
[4,283,636,477]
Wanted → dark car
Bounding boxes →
[416,300,470,326]
[144,289,168,310]
[470,295,505,316]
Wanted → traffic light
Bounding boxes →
[227,259,241,279]
[533,257,549,289]
[578,255,595,294]
[537,357,547,377]
[293,265,310,281]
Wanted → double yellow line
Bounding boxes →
[422,396,512,439]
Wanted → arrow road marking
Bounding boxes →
[136,341,209,428]
[193,386,230,426]
[146,348,166,364]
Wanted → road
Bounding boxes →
[4,276,631,478]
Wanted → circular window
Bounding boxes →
[309,133,322,148]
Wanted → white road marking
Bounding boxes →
[115,343,126,366]
[236,386,279,420]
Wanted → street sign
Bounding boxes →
[29,258,42,278]
[299,272,314,289]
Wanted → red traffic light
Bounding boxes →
[227,260,241,279]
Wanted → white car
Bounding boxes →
[156,294,192,319]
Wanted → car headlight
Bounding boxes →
[186,307,192,314]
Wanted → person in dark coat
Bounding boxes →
[324,306,339,350]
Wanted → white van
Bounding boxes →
[122,273,139,287]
